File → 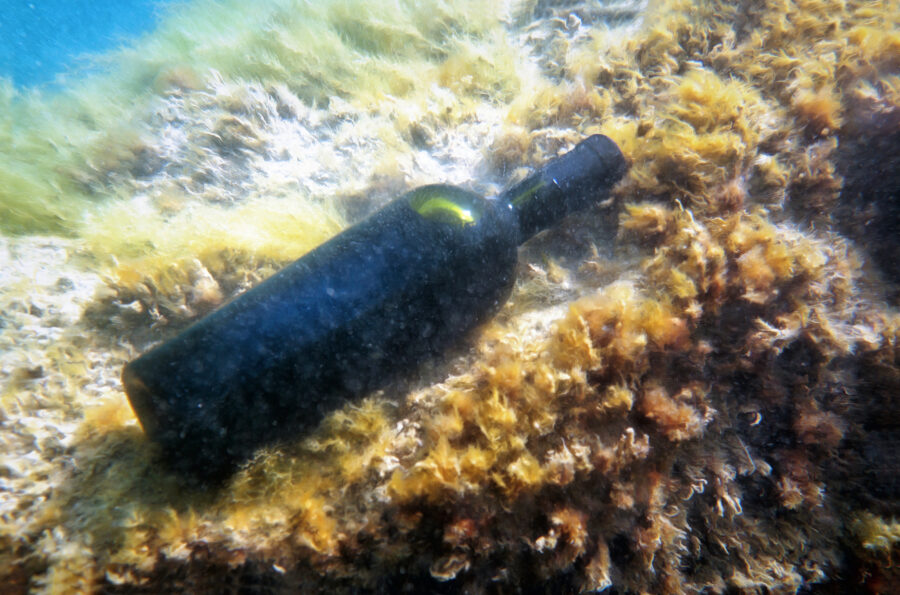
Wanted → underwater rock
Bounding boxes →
[2,0,899,593]
[836,124,900,297]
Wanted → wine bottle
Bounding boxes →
[122,134,626,479]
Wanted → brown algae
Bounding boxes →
[1,0,899,592]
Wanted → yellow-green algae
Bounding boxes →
[1,0,899,592]
[0,0,513,234]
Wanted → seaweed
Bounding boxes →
[2,0,899,592]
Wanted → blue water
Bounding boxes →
[0,0,178,87]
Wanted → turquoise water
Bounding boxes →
[0,0,177,86]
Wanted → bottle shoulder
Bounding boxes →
[403,184,517,241]
[404,184,491,227]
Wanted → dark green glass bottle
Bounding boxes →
[123,134,626,479]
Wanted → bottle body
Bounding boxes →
[123,134,627,479]
[123,185,519,478]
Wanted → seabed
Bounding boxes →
[0,0,898,592]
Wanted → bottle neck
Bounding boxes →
[499,135,627,243]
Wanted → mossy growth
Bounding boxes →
[1,0,518,235]
[3,0,900,591]
[852,512,900,553]
[20,190,888,591]
[83,193,344,330]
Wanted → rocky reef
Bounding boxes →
[1,0,898,593]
